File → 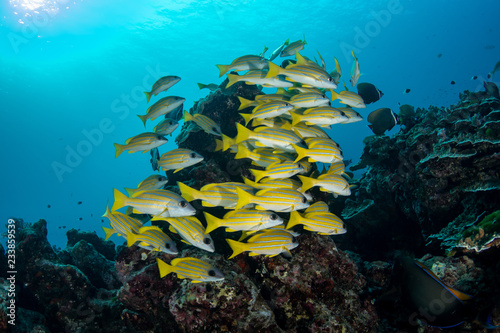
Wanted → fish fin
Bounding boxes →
[214,139,223,152]
[248,252,260,257]
[334,57,341,75]
[292,144,307,163]
[114,143,125,158]
[216,64,230,77]
[221,134,235,152]
[226,239,247,259]
[250,168,266,183]
[330,89,340,102]
[226,73,240,88]
[235,123,252,144]
[239,112,253,126]
[156,258,174,278]
[126,232,137,247]
[297,175,316,192]
[235,187,254,210]
[111,189,128,211]
[290,112,302,126]
[201,202,216,207]
[102,226,115,241]
[197,83,206,90]
[137,114,148,127]
[124,187,137,197]
[168,226,177,234]
[237,96,255,110]
[234,143,251,160]
[177,181,199,202]
[287,210,302,229]
[183,110,193,122]
[242,176,257,188]
[203,212,222,234]
[173,168,182,173]
[266,61,283,79]
[144,91,152,103]
[295,51,308,66]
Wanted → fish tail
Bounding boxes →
[156,258,175,278]
[216,64,229,77]
[239,113,253,126]
[203,212,223,234]
[102,226,115,241]
[111,188,128,211]
[197,83,206,90]
[226,74,240,88]
[334,57,341,74]
[250,169,266,183]
[291,112,302,126]
[292,144,307,163]
[124,187,137,197]
[286,211,302,229]
[222,134,235,152]
[226,239,248,259]
[330,89,340,102]
[183,110,193,122]
[102,202,111,217]
[297,175,317,192]
[114,143,125,158]
[235,123,252,144]
[266,62,283,78]
[126,231,137,247]
[144,91,152,103]
[214,139,223,152]
[237,96,254,110]
[235,187,253,210]
[242,176,257,188]
[137,114,148,127]
[235,144,251,160]
[177,181,199,202]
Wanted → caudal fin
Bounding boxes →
[156,258,175,278]
[226,239,248,259]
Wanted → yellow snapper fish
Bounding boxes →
[266,62,337,90]
[203,209,284,233]
[251,117,291,129]
[350,50,361,87]
[102,203,143,240]
[158,148,204,173]
[303,201,331,216]
[324,161,350,178]
[289,92,330,108]
[156,257,224,283]
[138,96,186,127]
[183,110,222,137]
[216,55,269,77]
[114,132,168,158]
[243,176,302,191]
[250,161,304,182]
[298,174,351,196]
[144,75,181,103]
[112,188,196,217]
[255,91,291,101]
[197,83,219,91]
[291,106,350,127]
[235,187,309,212]
[303,136,340,149]
[280,37,307,57]
[239,100,294,126]
[126,225,178,254]
[337,107,363,123]
[152,216,215,252]
[237,224,300,241]
[124,174,168,197]
[226,70,293,88]
[287,210,346,235]
[287,123,330,139]
[268,39,289,61]
[235,123,305,153]
[237,96,264,110]
[330,90,366,108]
[226,229,299,259]
[235,144,283,168]
[292,143,343,164]
[178,181,254,208]
[153,118,179,136]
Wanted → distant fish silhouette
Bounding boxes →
[367,108,398,135]
[357,83,383,104]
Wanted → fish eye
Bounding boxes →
[212,127,218,133]
[270,214,278,220]
[190,153,197,158]
[292,236,297,243]
[203,238,212,245]
[165,243,171,249]
[179,201,188,208]
[208,270,216,277]
[301,197,307,204]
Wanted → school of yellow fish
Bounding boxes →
[105,38,366,283]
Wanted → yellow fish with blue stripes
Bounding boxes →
[144,75,181,103]
[153,216,215,252]
[227,70,293,88]
[235,123,305,153]
[280,37,307,57]
[138,96,185,127]
[156,257,224,283]
[287,210,346,235]
[235,187,309,212]
[250,161,304,182]
[226,229,299,259]
[292,143,343,164]
[178,181,254,209]
[124,174,168,197]
[158,148,204,173]
[298,174,351,196]
[243,177,302,191]
[291,106,350,127]
[203,209,283,233]
[153,118,179,136]
[330,90,366,108]
[126,225,178,254]
[289,92,330,108]
[102,203,143,240]
[216,54,269,77]
[183,110,222,136]
[239,100,294,126]
[114,132,168,158]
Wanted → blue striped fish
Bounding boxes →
[102,203,143,240]
[114,132,168,158]
[144,75,181,103]
[235,123,305,153]
[216,55,269,77]
[156,257,224,283]
[124,174,168,197]
[243,177,302,191]
[298,174,351,196]
[203,209,283,233]
[330,90,366,108]
[183,110,222,136]
[250,161,304,182]
[303,201,331,216]
[288,123,330,139]
[293,143,343,164]
[239,100,294,126]
[291,106,350,127]
[289,92,330,108]
[153,118,179,136]
[153,216,215,252]
[178,181,254,209]
[280,38,306,57]
[235,144,282,167]
[350,50,361,87]
[158,148,204,173]
[267,62,337,89]
[126,225,178,254]
[287,211,346,235]
[226,229,299,259]
[235,187,309,212]
[138,96,185,127]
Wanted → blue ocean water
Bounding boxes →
[1,0,499,248]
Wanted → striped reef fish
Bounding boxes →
[239,100,294,126]
[297,159,314,175]
[235,144,283,168]
[298,174,351,196]
[183,110,222,137]
[237,96,263,110]
[235,123,305,153]
[303,201,331,216]
[250,161,304,182]
[266,62,337,90]
[350,50,361,87]
[114,132,168,158]
[292,143,343,164]
[288,86,324,95]
[158,148,204,173]
[238,224,301,241]
[243,177,302,191]
[330,90,366,108]
[255,92,291,101]
[126,225,178,254]
[154,118,179,136]
[156,257,224,283]
[102,203,143,240]
[112,188,196,217]
[203,209,283,233]
[153,216,215,252]
[178,181,254,208]
[337,107,363,123]
[287,123,330,139]
[251,117,290,129]
[235,187,309,212]
[138,96,185,127]
[268,39,289,61]
[216,55,269,77]
[144,75,181,103]
[287,210,346,235]
[291,106,350,127]
[124,174,168,197]
[324,161,350,178]
[227,70,293,88]
[226,229,299,259]
[280,37,307,57]
[289,92,330,108]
